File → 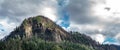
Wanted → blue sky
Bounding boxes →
[104,37,117,43]
[0,0,120,45]
[0,24,4,32]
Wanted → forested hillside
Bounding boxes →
[0,16,119,50]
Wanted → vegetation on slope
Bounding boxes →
[2,15,120,50]
[0,36,94,50]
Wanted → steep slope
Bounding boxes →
[6,15,69,42]
[4,15,120,50]
[5,15,97,45]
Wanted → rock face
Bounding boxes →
[5,15,120,50]
[6,15,69,42]
[5,15,98,45]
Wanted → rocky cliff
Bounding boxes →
[6,15,70,43]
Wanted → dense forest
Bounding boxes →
[0,35,94,50]
[0,16,119,50]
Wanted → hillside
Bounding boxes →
[0,15,120,50]
[5,15,97,45]
[6,15,69,43]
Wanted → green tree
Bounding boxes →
[52,45,62,50]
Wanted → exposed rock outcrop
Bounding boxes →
[6,15,69,43]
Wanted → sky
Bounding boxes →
[0,0,120,45]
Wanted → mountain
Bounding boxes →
[6,15,70,43]
[5,15,97,45]
[1,15,120,50]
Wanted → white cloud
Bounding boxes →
[103,41,120,45]
[64,22,106,43]
[64,0,120,44]
[0,18,17,39]
[0,0,120,45]
[0,19,15,32]
[0,0,59,21]
[91,34,105,44]
[115,33,120,43]
[38,7,58,21]
[115,33,120,39]
[56,20,63,25]
[66,22,104,33]
[0,0,61,39]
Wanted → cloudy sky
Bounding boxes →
[0,0,120,45]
